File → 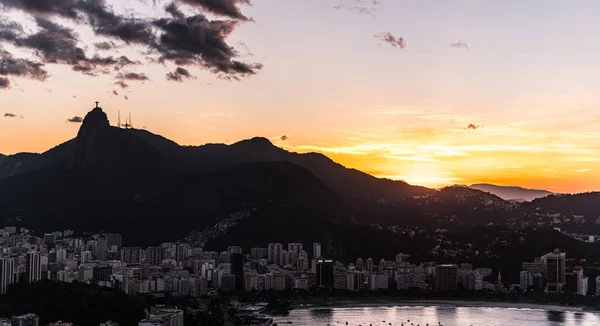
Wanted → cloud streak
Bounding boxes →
[66,116,83,123]
[166,67,194,82]
[4,113,17,118]
[451,41,469,49]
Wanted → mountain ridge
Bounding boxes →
[469,183,553,202]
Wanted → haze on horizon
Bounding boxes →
[0,0,599,193]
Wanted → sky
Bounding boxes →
[1,0,600,193]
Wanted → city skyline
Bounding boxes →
[1,0,600,192]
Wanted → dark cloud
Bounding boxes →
[178,0,252,21]
[116,72,149,81]
[73,95,77,98]
[0,0,262,87]
[112,90,118,96]
[465,124,480,130]
[280,135,289,141]
[164,2,185,20]
[94,41,114,50]
[152,15,262,79]
[451,41,469,49]
[374,32,406,49]
[0,77,9,89]
[0,48,49,81]
[166,66,194,82]
[4,113,17,117]
[114,80,129,89]
[66,116,83,123]
[124,95,129,100]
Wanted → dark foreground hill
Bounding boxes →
[0,281,146,326]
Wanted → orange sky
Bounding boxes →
[1,1,600,193]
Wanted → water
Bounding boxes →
[273,305,600,326]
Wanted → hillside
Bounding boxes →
[470,183,553,202]
[525,192,600,216]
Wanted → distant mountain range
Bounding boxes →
[0,106,598,259]
[469,183,553,202]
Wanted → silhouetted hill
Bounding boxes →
[0,281,145,326]
[470,183,552,202]
[0,106,520,248]
[525,192,600,216]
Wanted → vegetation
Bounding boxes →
[0,281,146,326]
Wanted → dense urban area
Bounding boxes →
[1,226,599,326]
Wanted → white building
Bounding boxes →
[579,276,589,296]
[520,271,532,290]
[0,257,14,294]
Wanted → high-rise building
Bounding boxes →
[146,247,163,266]
[580,276,588,296]
[105,234,122,250]
[297,257,309,271]
[596,276,600,295]
[81,251,92,263]
[120,247,142,264]
[25,252,41,284]
[268,243,283,265]
[11,314,39,326]
[227,246,242,254]
[230,253,244,291]
[435,264,458,291]
[93,265,113,282]
[43,234,55,247]
[176,244,190,263]
[56,249,67,263]
[541,250,566,293]
[366,258,374,273]
[573,266,584,295]
[356,258,364,271]
[316,259,334,288]
[0,257,14,295]
[288,243,302,266]
[312,242,322,259]
[520,271,532,290]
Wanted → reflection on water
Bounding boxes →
[547,310,565,323]
[273,305,600,326]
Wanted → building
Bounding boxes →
[366,258,374,273]
[230,253,244,291]
[26,252,41,284]
[541,250,566,293]
[316,259,334,288]
[105,234,122,250]
[520,271,532,290]
[435,264,457,291]
[580,276,589,296]
[146,247,163,266]
[121,247,142,264]
[11,314,39,326]
[0,257,14,295]
[139,308,184,326]
[175,244,189,263]
[267,243,283,265]
[312,242,322,259]
[522,258,547,277]
[573,266,584,295]
[227,246,242,254]
[93,265,113,282]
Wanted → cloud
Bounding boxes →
[4,112,17,117]
[332,0,380,17]
[465,124,481,130]
[374,32,406,49]
[451,41,469,49]
[114,80,129,89]
[0,0,262,87]
[280,135,289,141]
[178,0,252,21]
[112,90,118,96]
[0,47,49,82]
[94,41,114,50]
[576,168,595,173]
[124,95,129,100]
[116,72,149,81]
[166,67,194,82]
[0,77,9,89]
[66,116,83,123]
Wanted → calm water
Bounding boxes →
[273,305,600,326]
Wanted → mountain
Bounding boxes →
[469,183,553,202]
[524,192,600,217]
[0,105,514,255]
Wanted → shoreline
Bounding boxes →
[290,299,597,313]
